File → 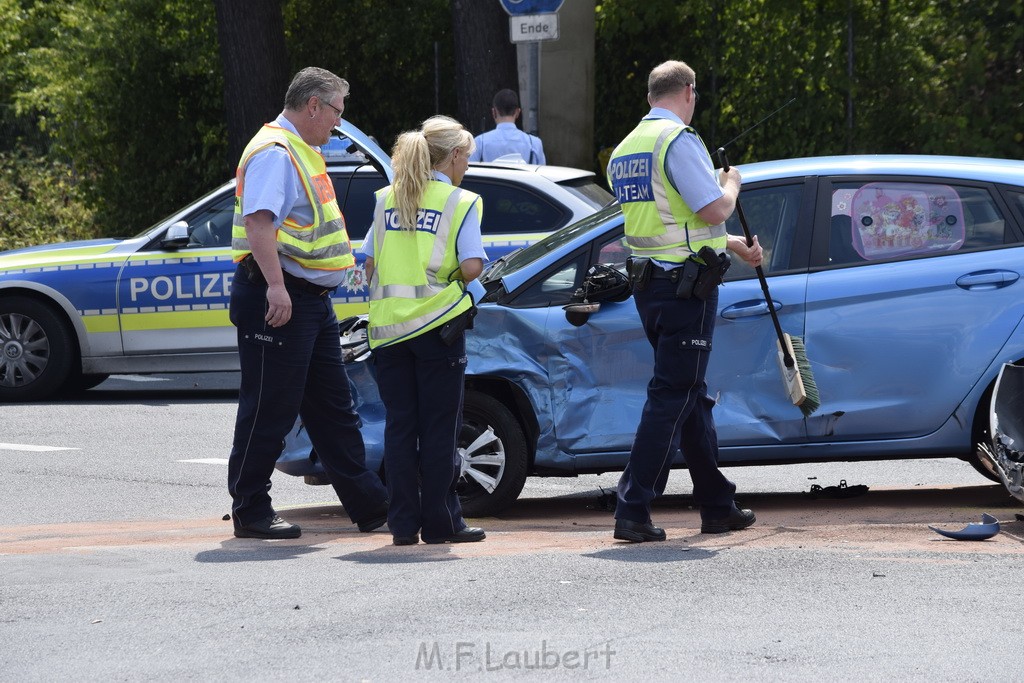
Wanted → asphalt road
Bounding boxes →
[2,373,1022,681]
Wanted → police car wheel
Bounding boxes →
[0,296,75,402]
[456,390,528,518]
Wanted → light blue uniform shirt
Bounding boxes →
[470,122,546,165]
[240,115,345,287]
[359,170,488,264]
[645,107,723,214]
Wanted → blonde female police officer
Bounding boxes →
[362,115,487,546]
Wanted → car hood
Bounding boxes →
[0,239,127,270]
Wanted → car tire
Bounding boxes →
[457,390,529,517]
[0,296,75,402]
[968,383,1002,483]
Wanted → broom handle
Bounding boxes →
[717,148,795,368]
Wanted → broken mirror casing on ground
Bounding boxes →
[989,362,1024,503]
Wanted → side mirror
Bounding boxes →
[563,301,600,327]
[160,220,191,250]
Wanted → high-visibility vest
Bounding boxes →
[367,182,478,348]
[607,118,727,262]
[231,123,355,271]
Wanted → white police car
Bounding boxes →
[0,121,610,402]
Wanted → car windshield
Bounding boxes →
[482,204,621,282]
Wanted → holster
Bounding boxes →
[691,246,731,300]
[439,306,477,346]
[626,256,653,292]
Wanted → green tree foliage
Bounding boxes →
[1,0,1021,250]
[594,0,1024,164]
[10,0,226,236]
[284,0,455,154]
[0,147,94,251]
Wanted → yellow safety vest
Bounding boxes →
[607,118,727,263]
[231,123,355,271]
[367,182,478,348]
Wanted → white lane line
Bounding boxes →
[178,458,229,465]
[0,443,79,452]
[109,375,170,383]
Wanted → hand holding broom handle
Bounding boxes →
[716,148,794,368]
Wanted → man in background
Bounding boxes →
[470,89,546,165]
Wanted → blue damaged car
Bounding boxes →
[277,154,1024,516]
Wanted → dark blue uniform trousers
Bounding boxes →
[616,278,737,524]
[372,327,468,540]
[227,265,387,527]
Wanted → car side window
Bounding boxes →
[724,183,803,280]
[828,181,1010,265]
[459,178,569,235]
[183,195,235,248]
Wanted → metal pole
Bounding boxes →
[526,41,539,135]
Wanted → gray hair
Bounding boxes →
[648,60,695,101]
[284,67,350,111]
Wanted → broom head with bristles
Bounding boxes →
[776,333,820,417]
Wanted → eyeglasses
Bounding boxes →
[690,83,700,104]
[320,98,343,121]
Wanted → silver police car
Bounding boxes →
[0,121,609,402]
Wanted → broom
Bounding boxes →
[717,148,819,416]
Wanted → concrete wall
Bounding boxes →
[515,0,596,170]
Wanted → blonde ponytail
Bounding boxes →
[389,115,474,230]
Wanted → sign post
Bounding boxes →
[498,0,564,137]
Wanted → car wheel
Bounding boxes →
[457,390,528,517]
[0,296,75,402]
[968,383,1002,483]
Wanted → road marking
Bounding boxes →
[178,458,229,465]
[0,443,78,452]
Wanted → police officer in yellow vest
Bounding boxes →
[607,60,764,542]
[227,67,388,539]
[363,115,487,546]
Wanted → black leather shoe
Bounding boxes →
[423,527,486,544]
[613,518,666,542]
[233,514,301,539]
[356,503,389,533]
[701,506,756,534]
[393,534,419,546]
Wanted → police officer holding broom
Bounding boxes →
[227,67,388,539]
[607,60,763,542]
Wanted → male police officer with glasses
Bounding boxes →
[606,60,763,542]
[227,67,388,539]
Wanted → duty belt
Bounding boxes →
[241,255,335,297]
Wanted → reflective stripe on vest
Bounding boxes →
[367,183,475,348]
[231,124,354,270]
[608,118,727,262]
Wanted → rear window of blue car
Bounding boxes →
[829,182,1010,265]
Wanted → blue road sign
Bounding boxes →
[499,0,565,15]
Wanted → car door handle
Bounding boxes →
[721,299,782,319]
[955,269,1020,291]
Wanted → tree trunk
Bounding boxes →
[213,0,290,173]
[451,0,519,135]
